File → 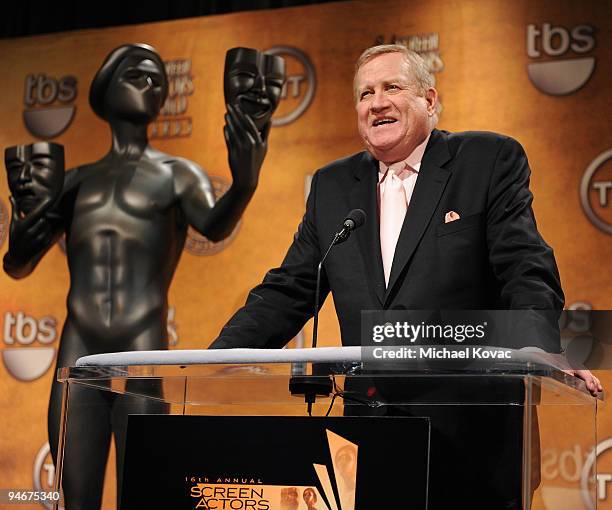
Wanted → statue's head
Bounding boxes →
[89,43,168,124]
[224,47,286,132]
[5,142,64,216]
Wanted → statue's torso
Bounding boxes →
[62,156,187,343]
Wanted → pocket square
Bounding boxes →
[444,211,460,223]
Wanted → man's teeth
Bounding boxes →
[373,119,396,126]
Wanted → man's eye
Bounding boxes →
[360,91,372,100]
[386,84,399,91]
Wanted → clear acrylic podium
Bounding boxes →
[55,347,600,510]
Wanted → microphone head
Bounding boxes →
[343,209,366,230]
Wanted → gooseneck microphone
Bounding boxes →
[290,209,366,416]
[334,208,367,246]
[312,209,366,349]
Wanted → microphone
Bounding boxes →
[290,209,366,415]
[335,209,367,245]
[313,209,366,349]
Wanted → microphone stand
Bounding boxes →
[312,232,340,350]
[290,233,340,416]
[290,210,365,416]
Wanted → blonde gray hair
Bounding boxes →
[353,44,440,114]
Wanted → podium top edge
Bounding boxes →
[75,347,364,366]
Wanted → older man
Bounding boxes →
[212,44,565,350]
[210,44,602,508]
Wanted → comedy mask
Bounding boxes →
[224,47,286,132]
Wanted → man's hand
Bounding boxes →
[521,348,603,397]
[546,353,603,396]
[224,103,268,192]
[569,369,603,396]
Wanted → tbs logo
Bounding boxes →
[526,22,596,95]
[23,73,78,139]
[2,311,58,381]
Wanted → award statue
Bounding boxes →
[3,44,285,509]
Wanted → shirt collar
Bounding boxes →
[378,133,431,178]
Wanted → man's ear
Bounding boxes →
[425,87,438,116]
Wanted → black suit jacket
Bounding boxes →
[212,129,564,349]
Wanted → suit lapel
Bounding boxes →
[385,130,452,304]
[349,152,385,305]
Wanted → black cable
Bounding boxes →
[322,375,383,417]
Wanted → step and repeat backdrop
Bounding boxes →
[0,0,610,508]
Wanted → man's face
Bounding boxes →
[355,52,435,164]
[224,48,285,131]
[5,142,64,216]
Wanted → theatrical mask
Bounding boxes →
[224,47,286,132]
[5,142,64,216]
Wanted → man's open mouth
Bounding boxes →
[372,118,397,127]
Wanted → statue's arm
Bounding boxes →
[3,198,64,278]
[174,104,268,241]
[172,158,216,236]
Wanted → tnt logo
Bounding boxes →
[23,73,78,139]
[526,22,596,95]
[33,442,64,510]
[581,438,612,510]
[265,46,316,126]
[2,311,58,381]
[581,149,612,235]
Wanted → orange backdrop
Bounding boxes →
[0,0,610,508]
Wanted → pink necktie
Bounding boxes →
[380,164,409,287]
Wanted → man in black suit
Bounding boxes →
[211,44,567,350]
[210,42,601,380]
[210,44,600,508]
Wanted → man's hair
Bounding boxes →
[353,44,440,114]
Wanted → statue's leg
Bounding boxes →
[48,324,112,510]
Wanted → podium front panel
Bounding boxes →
[55,361,599,509]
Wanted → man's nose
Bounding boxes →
[369,91,390,112]
[18,162,32,182]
